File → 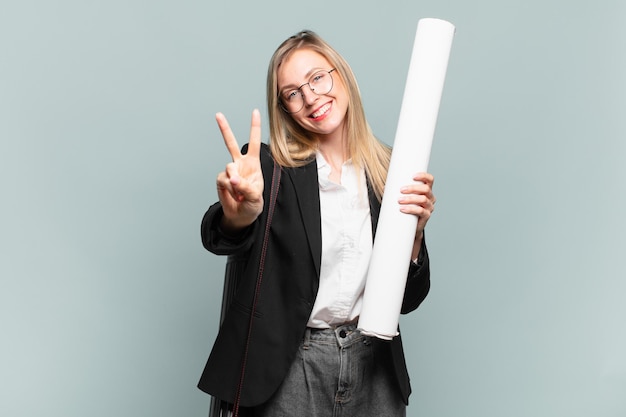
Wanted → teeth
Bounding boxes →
[311,103,331,118]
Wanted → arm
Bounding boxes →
[398,172,436,313]
[401,235,430,314]
[200,202,258,256]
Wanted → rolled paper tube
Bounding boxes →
[358,18,455,339]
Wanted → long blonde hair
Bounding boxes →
[266,30,391,201]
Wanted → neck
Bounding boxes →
[319,138,347,164]
[318,137,348,184]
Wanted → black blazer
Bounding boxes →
[198,144,430,407]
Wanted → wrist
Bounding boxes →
[220,214,254,234]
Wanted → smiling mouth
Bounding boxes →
[309,102,332,119]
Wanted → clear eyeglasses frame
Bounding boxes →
[278,68,337,114]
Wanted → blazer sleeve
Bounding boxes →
[200,201,260,256]
[400,236,430,314]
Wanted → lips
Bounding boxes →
[309,102,332,120]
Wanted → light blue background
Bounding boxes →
[2,1,625,416]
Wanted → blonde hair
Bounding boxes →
[266,30,391,201]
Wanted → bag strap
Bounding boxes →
[232,159,281,417]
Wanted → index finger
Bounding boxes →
[246,109,262,159]
[215,112,242,161]
[413,172,434,185]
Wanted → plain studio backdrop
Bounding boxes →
[1,1,624,416]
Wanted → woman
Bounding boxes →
[199,30,436,417]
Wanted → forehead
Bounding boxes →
[277,49,332,88]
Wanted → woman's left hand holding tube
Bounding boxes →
[399,172,436,259]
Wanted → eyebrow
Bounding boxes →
[278,67,326,92]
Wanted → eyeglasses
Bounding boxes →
[278,69,336,113]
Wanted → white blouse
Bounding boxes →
[306,152,373,329]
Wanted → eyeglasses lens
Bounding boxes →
[280,70,335,113]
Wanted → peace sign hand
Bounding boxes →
[215,109,265,233]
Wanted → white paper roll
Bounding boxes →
[358,18,455,339]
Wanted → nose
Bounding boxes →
[300,84,319,106]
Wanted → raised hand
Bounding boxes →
[215,109,265,232]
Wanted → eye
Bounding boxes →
[311,72,326,84]
[283,90,299,102]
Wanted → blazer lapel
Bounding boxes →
[286,160,322,278]
[367,178,381,240]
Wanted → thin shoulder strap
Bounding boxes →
[232,159,281,417]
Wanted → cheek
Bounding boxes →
[291,112,307,124]
[291,114,311,130]
[334,89,349,115]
